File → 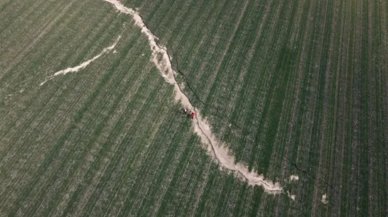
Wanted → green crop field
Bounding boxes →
[0,0,387,216]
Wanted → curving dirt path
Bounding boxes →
[102,0,283,194]
[39,35,121,86]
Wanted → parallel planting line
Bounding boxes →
[0,10,123,194]
[102,0,283,194]
[2,11,132,212]
[0,1,103,205]
[0,0,76,87]
[0,0,98,138]
[28,37,150,217]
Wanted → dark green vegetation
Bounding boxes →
[0,0,387,216]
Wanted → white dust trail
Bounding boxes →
[39,36,121,86]
[103,0,282,194]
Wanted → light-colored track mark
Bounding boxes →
[289,175,299,181]
[287,191,296,201]
[321,194,328,204]
[39,35,121,86]
[103,0,283,194]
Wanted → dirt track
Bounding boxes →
[103,0,283,194]
[40,35,121,86]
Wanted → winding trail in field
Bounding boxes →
[103,0,283,194]
[39,35,121,86]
